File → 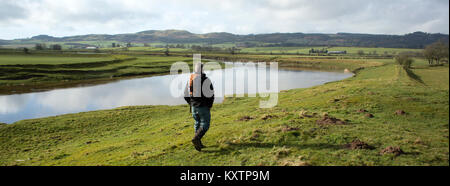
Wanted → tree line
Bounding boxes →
[395,40,449,70]
[34,43,62,50]
[423,41,449,65]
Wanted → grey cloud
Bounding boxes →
[33,0,157,23]
[0,0,448,39]
[250,0,449,34]
[0,1,27,20]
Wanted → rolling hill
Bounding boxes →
[1,29,448,49]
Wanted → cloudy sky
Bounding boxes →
[0,0,448,39]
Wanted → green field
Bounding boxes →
[0,52,448,166]
[111,46,423,56]
[240,46,423,55]
[0,54,115,65]
[0,53,191,94]
[127,47,192,52]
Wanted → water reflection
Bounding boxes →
[0,63,352,123]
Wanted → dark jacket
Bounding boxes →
[184,73,214,108]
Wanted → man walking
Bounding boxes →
[184,62,214,151]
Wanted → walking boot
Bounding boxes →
[198,128,207,149]
[192,128,203,151]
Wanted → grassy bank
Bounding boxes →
[0,58,448,166]
[203,53,384,71]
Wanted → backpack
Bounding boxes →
[189,73,200,97]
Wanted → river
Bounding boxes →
[0,62,353,123]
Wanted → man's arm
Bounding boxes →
[205,78,214,108]
[184,82,191,105]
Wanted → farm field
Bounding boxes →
[0,52,191,94]
[0,54,114,65]
[240,46,423,55]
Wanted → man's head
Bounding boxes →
[194,62,203,74]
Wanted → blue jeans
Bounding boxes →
[192,106,211,133]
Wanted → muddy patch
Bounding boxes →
[249,129,263,141]
[356,109,368,113]
[316,114,346,125]
[380,146,404,156]
[281,125,300,132]
[344,139,374,150]
[261,114,276,120]
[85,140,100,145]
[395,110,406,115]
[238,116,254,121]
[331,98,341,103]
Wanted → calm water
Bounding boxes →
[0,63,352,123]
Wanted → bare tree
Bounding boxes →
[423,41,449,65]
[434,41,449,64]
[164,46,170,56]
[395,53,414,70]
[357,50,365,56]
[51,44,62,50]
[423,45,435,65]
[35,43,46,50]
[230,47,236,55]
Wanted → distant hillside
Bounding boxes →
[0,39,7,45]
[2,30,449,49]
